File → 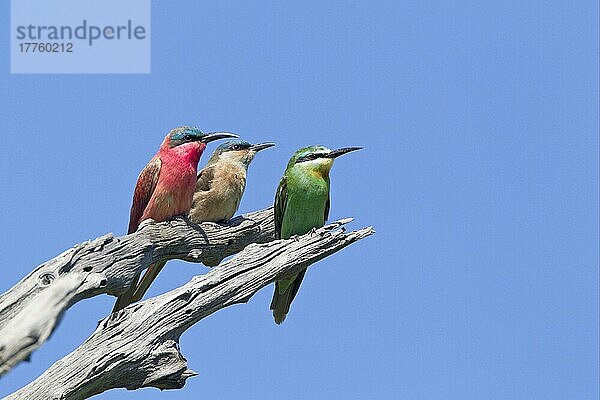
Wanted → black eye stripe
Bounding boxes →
[297,153,324,163]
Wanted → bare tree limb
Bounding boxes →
[0,208,274,376]
[5,220,373,400]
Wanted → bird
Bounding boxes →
[189,140,275,224]
[129,139,274,305]
[270,145,362,324]
[112,126,238,312]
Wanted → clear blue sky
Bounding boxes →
[0,1,598,399]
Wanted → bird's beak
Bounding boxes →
[200,132,239,143]
[326,147,363,158]
[249,142,276,152]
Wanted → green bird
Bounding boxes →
[270,145,362,324]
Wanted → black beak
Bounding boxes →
[326,147,363,158]
[201,132,239,143]
[250,142,276,152]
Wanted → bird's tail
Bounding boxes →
[112,271,141,313]
[131,260,167,303]
[269,269,307,325]
[111,260,167,313]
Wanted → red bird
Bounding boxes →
[112,127,237,312]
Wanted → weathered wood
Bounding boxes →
[0,208,275,376]
[5,220,373,400]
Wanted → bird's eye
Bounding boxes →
[232,145,241,150]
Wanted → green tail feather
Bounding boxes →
[270,269,307,325]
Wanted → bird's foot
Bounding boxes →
[309,227,318,237]
[290,234,300,242]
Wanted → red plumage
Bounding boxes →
[113,133,207,312]
[129,134,206,233]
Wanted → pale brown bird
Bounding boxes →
[190,140,275,223]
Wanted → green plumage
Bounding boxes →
[270,146,332,324]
